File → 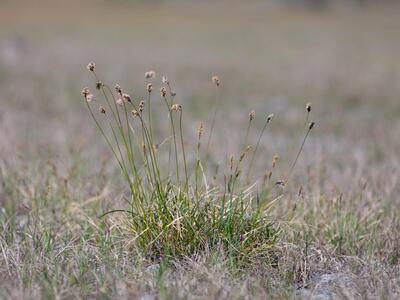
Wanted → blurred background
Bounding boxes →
[1,0,400,191]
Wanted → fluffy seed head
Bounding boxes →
[87,61,95,72]
[162,76,169,84]
[249,110,256,121]
[86,94,95,103]
[212,75,220,87]
[139,100,145,112]
[306,103,312,112]
[145,71,156,79]
[160,87,167,97]
[81,87,90,98]
[147,83,153,93]
[309,121,315,130]
[267,113,274,123]
[99,106,106,114]
[122,93,131,103]
[171,104,182,112]
[114,84,122,95]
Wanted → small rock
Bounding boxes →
[145,263,160,275]
[296,273,360,300]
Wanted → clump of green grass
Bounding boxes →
[82,62,314,266]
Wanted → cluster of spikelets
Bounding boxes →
[82,62,314,266]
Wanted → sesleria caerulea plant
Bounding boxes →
[82,62,314,267]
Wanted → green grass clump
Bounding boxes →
[82,63,313,265]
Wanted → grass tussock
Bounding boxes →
[81,62,314,265]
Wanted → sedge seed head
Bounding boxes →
[122,93,131,103]
[81,87,90,98]
[306,103,312,112]
[99,106,106,114]
[239,145,252,162]
[131,110,140,117]
[86,93,95,103]
[171,104,182,112]
[309,121,315,130]
[114,84,122,95]
[147,83,153,93]
[170,90,176,97]
[86,61,95,72]
[96,81,103,90]
[267,113,274,123]
[160,87,167,97]
[249,110,256,121]
[197,122,204,139]
[162,76,169,84]
[139,100,145,112]
[145,71,156,79]
[212,75,220,87]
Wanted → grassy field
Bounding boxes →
[1,1,400,299]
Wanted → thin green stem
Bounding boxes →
[179,110,188,190]
[286,126,312,183]
[205,86,220,167]
[246,121,269,183]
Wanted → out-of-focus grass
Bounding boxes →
[1,1,400,298]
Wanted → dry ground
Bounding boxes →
[0,1,399,299]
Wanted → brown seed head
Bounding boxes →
[114,84,122,95]
[267,113,274,123]
[122,93,131,103]
[240,145,252,162]
[249,110,256,121]
[81,87,90,98]
[96,82,103,90]
[86,61,95,72]
[139,100,145,112]
[131,110,140,117]
[160,87,167,97]
[99,106,106,114]
[308,121,315,130]
[145,71,156,79]
[197,122,204,139]
[171,104,182,112]
[86,94,95,103]
[306,103,312,113]
[162,76,169,84]
[147,83,153,93]
[212,75,220,87]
